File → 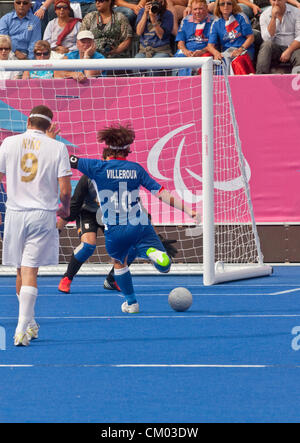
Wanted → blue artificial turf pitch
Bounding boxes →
[1,265,300,423]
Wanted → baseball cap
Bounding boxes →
[77,31,95,41]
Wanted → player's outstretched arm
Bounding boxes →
[157,189,201,223]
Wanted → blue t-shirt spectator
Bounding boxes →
[208,13,254,59]
[0,9,41,59]
[67,50,105,60]
[136,8,173,49]
[176,14,213,52]
[67,49,105,74]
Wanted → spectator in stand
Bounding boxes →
[207,0,255,69]
[22,40,54,79]
[256,0,300,73]
[114,0,146,27]
[79,0,132,58]
[0,35,22,79]
[135,0,174,60]
[44,0,81,55]
[174,0,213,75]
[0,0,41,59]
[54,30,104,82]
[47,0,97,22]
[184,0,261,18]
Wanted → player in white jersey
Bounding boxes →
[0,105,72,347]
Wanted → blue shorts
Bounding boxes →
[105,223,165,264]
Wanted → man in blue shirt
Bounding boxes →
[54,30,105,82]
[0,0,41,59]
[69,123,199,313]
[174,0,213,75]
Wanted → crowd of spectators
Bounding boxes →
[0,0,299,77]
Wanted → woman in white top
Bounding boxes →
[43,0,81,55]
[0,35,21,80]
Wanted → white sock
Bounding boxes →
[16,286,38,335]
[17,292,37,330]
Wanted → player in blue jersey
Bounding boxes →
[69,123,200,313]
[57,173,178,293]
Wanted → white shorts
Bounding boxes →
[3,209,59,268]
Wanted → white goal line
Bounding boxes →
[0,263,203,276]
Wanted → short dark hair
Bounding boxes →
[28,105,53,131]
[98,123,135,158]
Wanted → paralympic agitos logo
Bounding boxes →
[147,124,251,204]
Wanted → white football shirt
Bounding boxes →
[0,129,72,211]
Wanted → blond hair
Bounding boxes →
[214,0,242,18]
[0,35,12,49]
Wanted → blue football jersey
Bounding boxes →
[77,158,162,227]
[208,13,254,58]
[175,15,213,52]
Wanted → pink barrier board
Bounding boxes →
[229,75,300,223]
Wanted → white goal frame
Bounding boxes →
[0,57,272,285]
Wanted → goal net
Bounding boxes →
[0,57,272,284]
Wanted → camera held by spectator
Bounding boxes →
[151,0,162,14]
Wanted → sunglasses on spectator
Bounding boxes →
[95,0,108,3]
[35,51,50,56]
[15,1,30,5]
[0,47,11,51]
[55,5,69,8]
[219,1,233,5]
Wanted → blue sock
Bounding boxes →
[114,267,137,305]
[74,242,96,263]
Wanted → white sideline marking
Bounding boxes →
[270,288,300,295]
[0,314,300,320]
[0,364,272,368]
[0,293,274,297]
[0,365,33,368]
[0,280,300,295]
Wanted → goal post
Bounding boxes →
[201,59,272,285]
[0,57,272,284]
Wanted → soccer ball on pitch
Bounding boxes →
[168,287,193,312]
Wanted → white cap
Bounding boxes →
[77,31,95,41]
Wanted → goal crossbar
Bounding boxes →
[0,57,213,72]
